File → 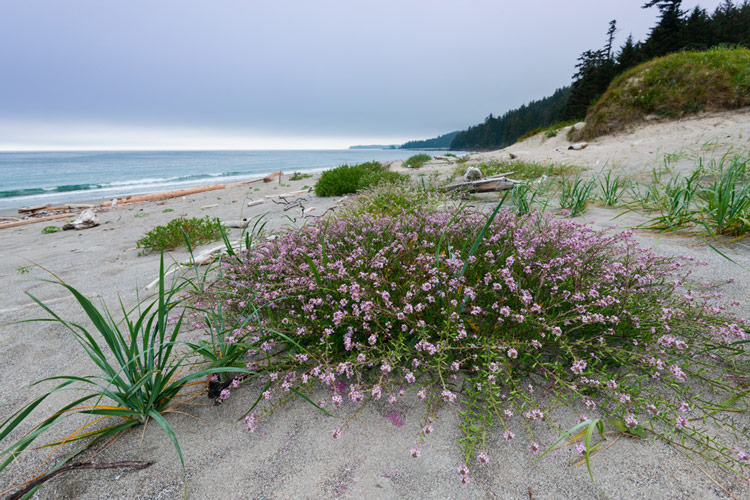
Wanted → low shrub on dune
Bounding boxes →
[211,201,750,484]
[313,161,408,197]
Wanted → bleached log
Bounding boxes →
[444,176,516,193]
[0,213,73,230]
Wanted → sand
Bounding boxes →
[1,113,750,499]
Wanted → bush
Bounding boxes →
[212,207,750,484]
[403,154,432,169]
[136,216,223,254]
[313,161,408,197]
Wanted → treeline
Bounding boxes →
[450,88,570,150]
[401,131,459,149]
[450,0,750,150]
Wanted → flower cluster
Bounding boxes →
[207,206,749,484]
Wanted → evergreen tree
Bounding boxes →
[616,34,643,70]
[641,0,687,58]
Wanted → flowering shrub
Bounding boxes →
[210,206,750,484]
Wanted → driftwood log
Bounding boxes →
[3,461,154,500]
[444,173,517,193]
[0,213,73,230]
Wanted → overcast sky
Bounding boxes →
[0,0,726,150]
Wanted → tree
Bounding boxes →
[641,0,687,58]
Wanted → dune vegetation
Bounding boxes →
[582,47,750,139]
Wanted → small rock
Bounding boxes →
[568,142,588,150]
[62,209,100,231]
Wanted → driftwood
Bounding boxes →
[100,184,226,207]
[568,142,588,150]
[444,175,516,193]
[3,461,154,500]
[265,189,310,200]
[0,213,73,230]
[17,203,51,213]
[226,171,283,187]
[247,199,265,207]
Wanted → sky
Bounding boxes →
[0,0,727,150]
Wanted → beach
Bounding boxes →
[2,113,750,499]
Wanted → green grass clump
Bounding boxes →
[516,120,580,143]
[559,174,596,216]
[584,47,750,139]
[403,153,432,169]
[314,161,408,197]
[455,160,583,180]
[631,154,750,236]
[41,226,59,234]
[136,216,223,254]
[340,177,449,218]
[290,171,313,181]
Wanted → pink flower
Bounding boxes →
[507,348,518,359]
[477,450,489,465]
[332,428,342,439]
[504,429,515,441]
[442,390,456,403]
[410,447,421,458]
[529,441,540,454]
[571,359,587,375]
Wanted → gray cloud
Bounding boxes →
[0,0,724,148]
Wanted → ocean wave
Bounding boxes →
[0,170,268,199]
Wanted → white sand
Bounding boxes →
[1,114,750,499]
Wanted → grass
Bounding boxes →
[290,171,313,181]
[584,47,750,140]
[627,153,750,236]
[403,153,432,169]
[339,177,449,218]
[516,119,580,143]
[314,161,408,197]
[0,256,251,495]
[136,216,223,255]
[41,226,59,234]
[162,208,174,213]
[597,170,628,206]
[559,174,595,216]
[455,160,583,181]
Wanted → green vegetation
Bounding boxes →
[134,212,150,218]
[517,119,580,142]
[41,225,59,234]
[290,171,313,181]
[340,178,448,218]
[559,174,596,216]
[454,160,583,180]
[403,153,432,169]
[584,47,750,139]
[597,170,629,206]
[400,130,459,149]
[631,153,750,236]
[0,256,249,495]
[136,216,223,255]
[16,265,32,275]
[313,161,408,197]
[450,87,571,150]
[162,208,174,213]
[444,2,750,151]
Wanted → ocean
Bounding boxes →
[0,149,445,210]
